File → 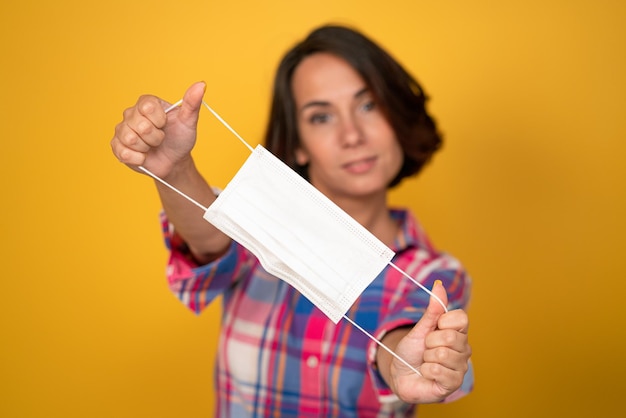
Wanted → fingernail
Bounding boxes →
[433,279,442,289]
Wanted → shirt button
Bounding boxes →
[306,355,319,368]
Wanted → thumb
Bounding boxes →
[177,81,206,127]
[409,280,449,339]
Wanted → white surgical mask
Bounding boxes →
[204,143,395,323]
[139,100,447,376]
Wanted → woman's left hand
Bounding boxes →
[380,281,472,404]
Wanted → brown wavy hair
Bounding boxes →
[264,24,442,188]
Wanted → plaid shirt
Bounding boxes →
[163,209,473,417]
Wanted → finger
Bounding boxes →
[407,280,449,340]
[115,118,154,151]
[418,360,467,391]
[110,135,146,166]
[423,342,470,371]
[136,95,168,129]
[117,105,165,151]
[176,81,206,128]
[425,328,469,353]
[437,309,469,334]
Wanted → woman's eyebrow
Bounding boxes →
[300,87,370,112]
[353,87,369,99]
[301,100,331,111]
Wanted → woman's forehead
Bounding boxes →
[292,53,368,107]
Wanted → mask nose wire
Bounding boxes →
[135,97,445,378]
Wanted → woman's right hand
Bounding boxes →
[111,81,206,179]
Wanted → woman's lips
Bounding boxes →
[342,156,377,174]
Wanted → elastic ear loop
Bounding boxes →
[138,99,449,378]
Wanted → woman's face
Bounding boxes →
[292,52,403,203]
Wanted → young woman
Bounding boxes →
[111,24,473,417]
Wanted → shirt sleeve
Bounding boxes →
[366,252,474,403]
[161,211,255,315]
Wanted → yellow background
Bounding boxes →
[2,0,625,417]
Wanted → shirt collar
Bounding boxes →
[389,208,436,254]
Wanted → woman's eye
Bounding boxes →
[309,113,330,124]
[362,100,376,112]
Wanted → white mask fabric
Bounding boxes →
[138,100,448,376]
[203,144,395,324]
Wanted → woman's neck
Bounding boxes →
[336,194,398,247]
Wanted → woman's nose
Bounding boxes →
[340,115,364,147]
